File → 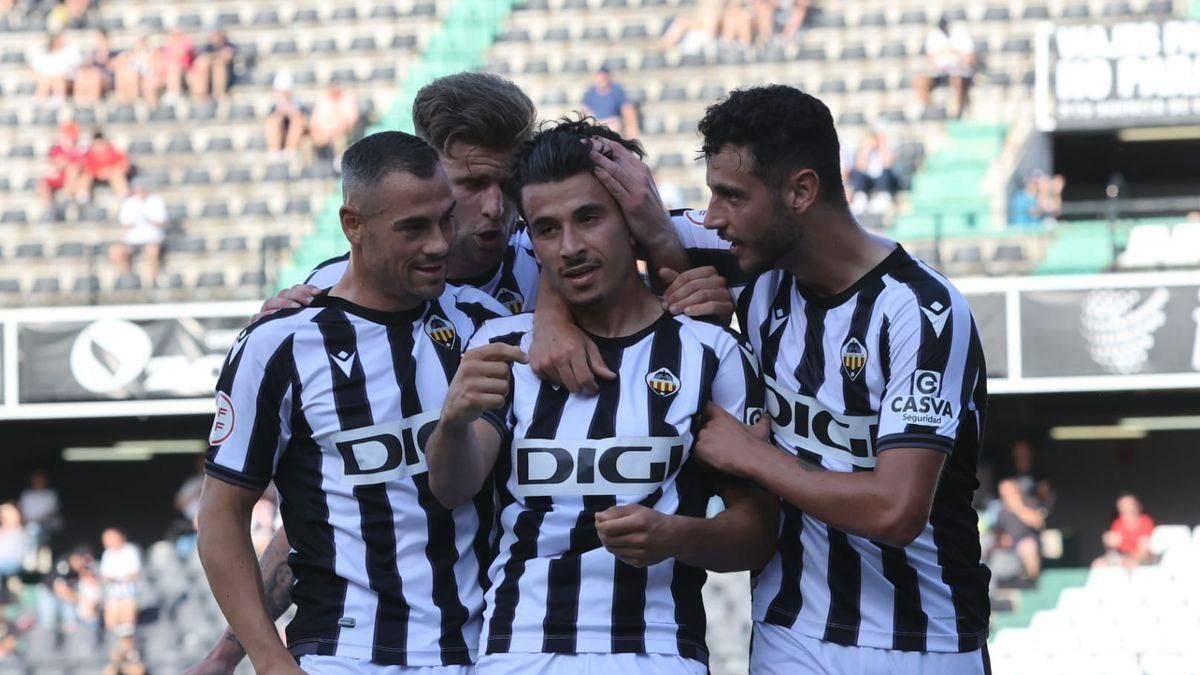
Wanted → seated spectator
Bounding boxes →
[660,0,723,54]
[720,0,753,47]
[0,503,30,579]
[109,177,166,281]
[308,85,359,169]
[186,28,236,100]
[38,546,96,634]
[30,33,81,104]
[751,0,777,44]
[846,127,900,214]
[77,131,131,202]
[1093,492,1155,570]
[264,73,308,156]
[112,36,159,107]
[581,67,639,138]
[1009,174,1040,227]
[37,120,84,220]
[46,0,90,31]
[914,14,976,118]
[73,29,117,104]
[18,470,60,545]
[1037,172,1065,222]
[157,25,194,101]
[98,527,140,635]
[168,456,203,558]
[1009,439,1055,512]
[779,0,811,40]
[992,478,1045,585]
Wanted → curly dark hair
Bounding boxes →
[698,85,846,206]
[508,116,644,211]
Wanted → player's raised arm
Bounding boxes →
[427,342,528,508]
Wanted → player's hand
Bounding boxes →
[660,267,733,323]
[250,284,321,324]
[442,343,528,426]
[595,504,674,568]
[585,136,674,248]
[529,320,616,395]
[694,402,772,479]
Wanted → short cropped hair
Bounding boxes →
[508,116,643,212]
[698,85,847,205]
[412,72,537,156]
[340,131,439,200]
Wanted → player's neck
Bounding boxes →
[785,208,896,298]
[331,261,426,315]
[570,275,662,339]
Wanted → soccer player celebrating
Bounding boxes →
[424,118,778,675]
[197,131,509,675]
[690,86,992,673]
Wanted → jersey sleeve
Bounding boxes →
[668,209,755,297]
[303,253,349,289]
[462,315,532,441]
[204,326,297,492]
[709,330,766,426]
[875,286,982,455]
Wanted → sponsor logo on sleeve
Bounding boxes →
[209,391,236,445]
[885,369,954,427]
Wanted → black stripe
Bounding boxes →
[878,315,892,384]
[238,336,297,482]
[889,263,954,435]
[793,301,828,396]
[495,244,523,308]
[878,544,928,651]
[486,379,565,654]
[686,248,753,289]
[840,277,885,416]
[763,503,805,627]
[304,252,349,285]
[425,301,464,381]
[387,321,472,665]
[759,274,794,380]
[734,273,758,340]
[316,311,410,665]
[280,392,346,658]
[822,527,862,645]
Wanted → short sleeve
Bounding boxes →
[875,286,983,455]
[205,328,297,492]
[710,332,765,425]
[303,253,349,288]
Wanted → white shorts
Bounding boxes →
[476,653,707,675]
[750,622,991,675]
[298,655,474,675]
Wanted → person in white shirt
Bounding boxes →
[914,14,976,118]
[109,177,166,282]
[99,528,141,635]
[30,33,81,103]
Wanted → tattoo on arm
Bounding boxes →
[263,560,295,618]
[222,631,241,646]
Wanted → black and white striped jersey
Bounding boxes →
[303,212,742,314]
[738,246,991,653]
[205,285,508,666]
[466,311,763,666]
[304,229,540,314]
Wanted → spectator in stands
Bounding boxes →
[660,0,723,54]
[750,0,777,44]
[18,470,60,546]
[778,0,811,41]
[1093,492,1156,570]
[845,127,900,214]
[37,120,84,220]
[158,25,194,101]
[112,36,159,107]
[30,32,81,104]
[98,527,140,635]
[1008,439,1055,514]
[992,478,1045,585]
[109,176,166,282]
[720,0,754,47]
[308,84,360,170]
[169,456,204,558]
[581,66,639,138]
[186,28,236,100]
[0,503,30,579]
[73,29,116,104]
[264,73,308,157]
[914,14,976,119]
[38,546,96,634]
[1009,174,1040,227]
[1036,172,1065,222]
[77,130,131,202]
[46,0,90,31]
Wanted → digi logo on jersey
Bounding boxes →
[886,369,955,427]
[425,316,457,350]
[328,411,440,486]
[495,288,525,314]
[512,436,686,498]
[765,376,879,468]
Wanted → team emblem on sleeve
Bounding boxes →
[495,288,525,314]
[425,315,457,349]
[645,367,681,397]
[840,337,869,381]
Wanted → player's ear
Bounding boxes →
[785,168,820,216]
[339,205,362,245]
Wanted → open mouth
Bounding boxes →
[473,229,506,248]
[413,261,446,278]
[561,262,599,285]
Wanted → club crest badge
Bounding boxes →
[496,288,525,314]
[426,316,457,349]
[841,337,868,381]
[645,367,681,397]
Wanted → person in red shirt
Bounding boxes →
[37,121,84,218]
[1093,492,1155,570]
[76,131,131,202]
[158,26,195,101]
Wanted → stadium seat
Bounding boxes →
[1062,4,1091,17]
[391,34,418,49]
[1103,1,1133,16]
[72,275,100,293]
[31,277,60,294]
[370,4,400,19]
[292,8,319,22]
[312,38,338,54]
[543,27,570,41]
[285,197,312,215]
[271,39,299,55]
[14,243,41,258]
[139,14,165,30]
[263,164,291,182]
[370,65,398,82]
[129,136,157,155]
[620,24,648,39]
[411,3,437,16]
[899,9,927,24]
[219,236,249,252]
[582,26,609,40]
[114,273,142,291]
[189,101,217,121]
[252,8,281,25]
[205,136,234,152]
[182,168,211,185]
[0,279,18,294]
[331,68,358,84]
[239,270,268,288]
[200,203,230,219]
[74,107,97,125]
[879,43,908,58]
[242,200,271,217]
[331,6,359,21]
[195,271,227,288]
[8,144,34,158]
[983,6,1011,20]
[1118,224,1171,268]
[177,13,202,28]
[839,45,868,60]
[163,273,184,289]
[56,242,88,258]
[1023,5,1051,18]
[1146,0,1174,14]
[350,36,377,51]
[216,10,241,26]
[149,105,178,122]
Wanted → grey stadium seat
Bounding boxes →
[31,277,60,293]
[196,271,226,288]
